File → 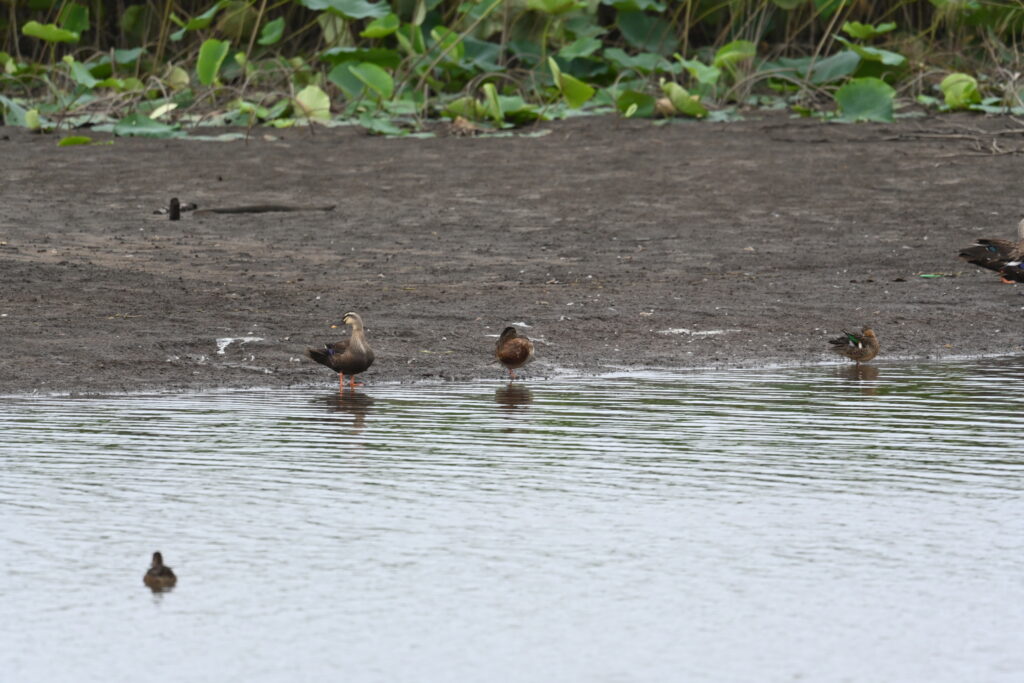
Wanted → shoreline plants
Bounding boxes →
[1,0,1023,138]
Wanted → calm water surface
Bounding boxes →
[2,360,1023,682]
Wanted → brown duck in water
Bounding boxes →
[959,218,1024,281]
[828,327,879,364]
[143,551,177,591]
[495,326,535,379]
[307,312,375,391]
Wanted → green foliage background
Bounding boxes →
[1,0,1023,135]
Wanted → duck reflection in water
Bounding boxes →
[321,391,375,433]
[494,382,534,410]
[838,363,880,395]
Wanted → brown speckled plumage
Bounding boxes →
[496,326,535,379]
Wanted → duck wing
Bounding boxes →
[306,339,351,370]
[959,238,1024,271]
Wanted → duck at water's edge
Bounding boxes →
[829,327,879,365]
[143,552,177,591]
[307,312,375,391]
[496,326,535,380]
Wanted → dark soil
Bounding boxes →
[2,113,1023,395]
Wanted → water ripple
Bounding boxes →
[1,358,1024,682]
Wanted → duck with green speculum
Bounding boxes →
[958,218,1024,282]
[307,311,375,391]
[829,327,879,365]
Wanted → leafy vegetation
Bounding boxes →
[1,1,1023,138]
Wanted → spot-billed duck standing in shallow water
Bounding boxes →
[144,551,177,591]
[828,327,879,365]
[307,312,375,391]
[495,326,535,379]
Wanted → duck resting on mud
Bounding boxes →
[829,327,879,365]
[307,312,375,391]
[958,218,1024,282]
[495,326,535,379]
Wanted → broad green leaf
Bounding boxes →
[113,112,179,137]
[616,90,655,117]
[559,36,602,60]
[559,73,594,107]
[361,13,399,38]
[835,77,895,122]
[617,11,676,55]
[22,21,80,44]
[661,81,707,118]
[713,39,756,70]
[358,111,406,135]
[813,0,846,19]
[293,84,332,121]
[60,3,90,35]
[807,50,860,83]
[430,26,465,62]
[197,39,230,86]
[63,56,98,88]
[150,102,178,119]
[58,135,92,147]
[549,57,595,108]
[298,0,389,20]
[841,21,897,39]
[834,37,905,66]
[321,47,401,68]
[350,62,394,99]
[940,72,981,109]
[675,57,720,85]
[443,96,485,120]
[258,17,285,45]
[167,66,190,90]
[443,96,482,120]
[607,0,666,10]
[482,82,503,125]
[177,0,230,33]
[527,0,585,14]
[327,63,366,98]
[0,95,30,126]
[113,48,144,63]
[604,47,668,74]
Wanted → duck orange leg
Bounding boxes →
[338,373,346,391]
[349,376,363,389]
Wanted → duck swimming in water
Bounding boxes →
[143,551,177,590]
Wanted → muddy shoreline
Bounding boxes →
[2,112,1023,395]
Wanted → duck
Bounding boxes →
[307,311,375,391]
[958,218,1024,281]
[828,327,879,364]
[143,551,177,590]
[495,326,535,379]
